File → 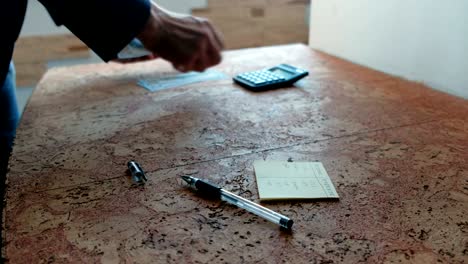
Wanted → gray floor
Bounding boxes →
[16,52,102,115]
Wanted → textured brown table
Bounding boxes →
[3,44,468,263]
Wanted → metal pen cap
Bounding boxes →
[127,160,148,184]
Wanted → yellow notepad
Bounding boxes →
[253,161,339,201]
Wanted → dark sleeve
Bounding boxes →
[38,0,151,62]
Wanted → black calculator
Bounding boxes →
[233,64,308,91]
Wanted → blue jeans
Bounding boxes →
[0,62,19,176]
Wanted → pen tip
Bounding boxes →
[180,175,192,184]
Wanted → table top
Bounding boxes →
[4,44,468,263]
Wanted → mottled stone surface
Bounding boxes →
[3,44,468,263]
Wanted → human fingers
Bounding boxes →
[169,38,219,72]
[200,22,222,67]
[176,53,206,72]
[202,19,224,50]
[193,39,211,72]
[191,36,221,72]
[204,39,222,68]
[189,19,221,69]
[175,18,221,69]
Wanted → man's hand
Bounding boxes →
[136,2,224,72]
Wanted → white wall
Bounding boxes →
[21,1,68,36]
[21,0,207,36]
[309,0,468,98]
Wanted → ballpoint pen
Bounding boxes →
[180,175,293,229]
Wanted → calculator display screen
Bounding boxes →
[270,68,293,78]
